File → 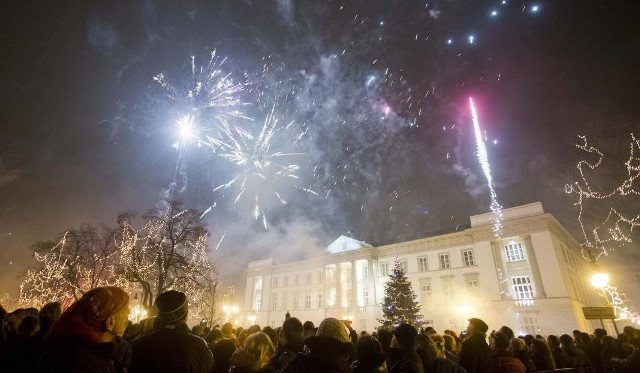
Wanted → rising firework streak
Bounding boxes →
[469,97,503,236]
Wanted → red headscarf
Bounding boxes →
[46,287,129,343]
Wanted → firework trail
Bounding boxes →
[208,107,316,229]
[469,97,503,236]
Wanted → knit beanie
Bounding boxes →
[155,290,188,325]
[317,317,350,343]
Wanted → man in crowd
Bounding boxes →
[387,323,424,373]
[271,316,304,371]
[129,290,213,373]
[459,317,494,373]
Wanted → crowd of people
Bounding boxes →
[1,286,640,372]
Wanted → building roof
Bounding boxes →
[326,235,372,254]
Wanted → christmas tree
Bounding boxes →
[379,259,422,326]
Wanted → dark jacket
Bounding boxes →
[283,335,352,373]
[129,326,214,373]
[387,347,424,373]
[34,335,131,373]
[562,345,594,373]
[270,340,304,371]
[459,334,494,373]
[493,349,525,373]
[550,346,570,369]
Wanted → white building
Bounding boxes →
[242,202,608,335]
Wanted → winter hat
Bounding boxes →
[468,318,489,333]
[155,290,188,325]
[393,324,418,348]
[317,317,351,343]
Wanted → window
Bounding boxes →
[294,274,299,286]
[254,293,262,311]
[439,253,451,269]
[281,293,288,310]
[505,242,526,262]
[418,257,428,272]
[520,315,539,334]
[305,293,311,310]
[271,293,278,310]
[466,279,479,295]
[442,282,454,298]
[292,292,299,310]
[283,275,288,287]
[363,290,370,306]
[318,294,323,308]
[512,276,534,306]
[462,250,475,266]
[362,265,368,279]
[253,276,263,311]
[318,272,323,283]
[380,262,389,277]
[398,259,408,273]
[272,276,278,288]
[421,284,432,302]
[306,273,312,285]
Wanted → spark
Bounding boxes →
[468,35,475,44]
[469,97,503,236]
[531,5,539,12]
[215,230,227,251]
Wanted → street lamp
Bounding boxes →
[590,272,610,289]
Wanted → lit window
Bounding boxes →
[466,279,479,295]
[418,257,428,272]
[253,276,263,311]
[254,293,262,311]
[442,282,454,298]
[520,315,539,334]
[462,250,475,266]
[363,290,370,306]
[398,259,408,273]
[271,293,278,310]
[439,253,451,269]
[512,276,534,306]
[421,284,432,302]
[380,262,389,277]
[305,293,311,310]
[362,265,368,279]
[505,242,526,262]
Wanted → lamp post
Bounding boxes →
[589,271,619,335]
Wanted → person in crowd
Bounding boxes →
[36,302,61,341]
[344,320,359,345]
[283,317,353,373]
[262,326,278,348]
[229,331,277,373]
[622,326,640,348]
[377,328,393,360]
[509,337,536,373]
[442,334,460,362]
[559,333,594,373]
[223,322,238,340]
[600,335,616,373]
[530,338,555,371]
[129,290,213,373]
[491,331,525,373]
[35,286,132,372]
[350,335,388,373]
[387,323,423,373]
[547,335,570,369]
[459,318,494,373]
[415,333,465,373]
[303,321,315,339]
[247,325,261,335]
[205,327,223,351]
[424,327,437,336]
[271,316,304,371]
[213,339,237,373]
[1,315,41,372]
[498,326,515,341]
[587,328,606,373]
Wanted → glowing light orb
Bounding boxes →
[447,39,453,44]
[531,5,539,12]
[468,35,475,44]
[491,10,498,16]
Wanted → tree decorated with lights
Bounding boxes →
[379,259,422,327]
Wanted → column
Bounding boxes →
[491,241,509,300]
[368,259,376,306]
[351,260,358,313]
[524,235,547,297]
[336,262,343,311]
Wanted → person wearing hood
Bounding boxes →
[34,286,132,373]
[229,331,276,373]
[129,290,213,373]
[387,323,424,373]
[283,317,353,373]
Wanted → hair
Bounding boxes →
[430,334,446,354]
[262,326,278,347]
[558,334,574,347]
[547,335,560,348]
[530,338,556,370]
[416,333,444,367]
[213,339,236,373]
[244,332,276,369]
[282,317,303,345]
[18,315,40,337]
[377,328,393,346]
[509,337,527,354]
[222,322,234,335]
[355,335,386,368]
[499,325,515,340]
[442,334,457,352]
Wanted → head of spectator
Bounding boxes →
[559,334,575,348]
[491,331,510,352]
[547,335,560,349]
[594,328,607,341]
[509,337,527,356]
[530,338,556,370]
[213,338,237,373]
[230,331,276,371]
[424,326,437,336]
[280,316,303,348]
[498,325,515,340]
[377,327,393,347]
[572,329,581,339]
[6,308,29,335]
[46,286,129,343]
[17,315,40,337]
[354,335,386,370]
[205,327,223,347]
[155,290,188,329]
[443,333,457,353]
[262,325,278,347]
[247,324,261,335]
[192,324,205,337]
[430,334,446,354]
[38,302,62,336]
[466,318,489,337]
[222,322,235,338]
[416,333,444,367]
[303,320,315,338]
[392,323,418,351]
[523,334,534,347]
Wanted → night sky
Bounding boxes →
[1,0,639,295]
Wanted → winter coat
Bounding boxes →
[513,350,536,373]
[459,334,495,373]
[34,335,131,373]
[283,335,353,373]
[270,340,304,371]
[492,349,525,373]
[129,325,214,373]
[229,347,276,373]
[562,345,594,373]
[387,347,424,373]
[550,346,570,369]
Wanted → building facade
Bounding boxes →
[242,202,607,335]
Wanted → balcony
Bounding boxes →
[514,299,535,307]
